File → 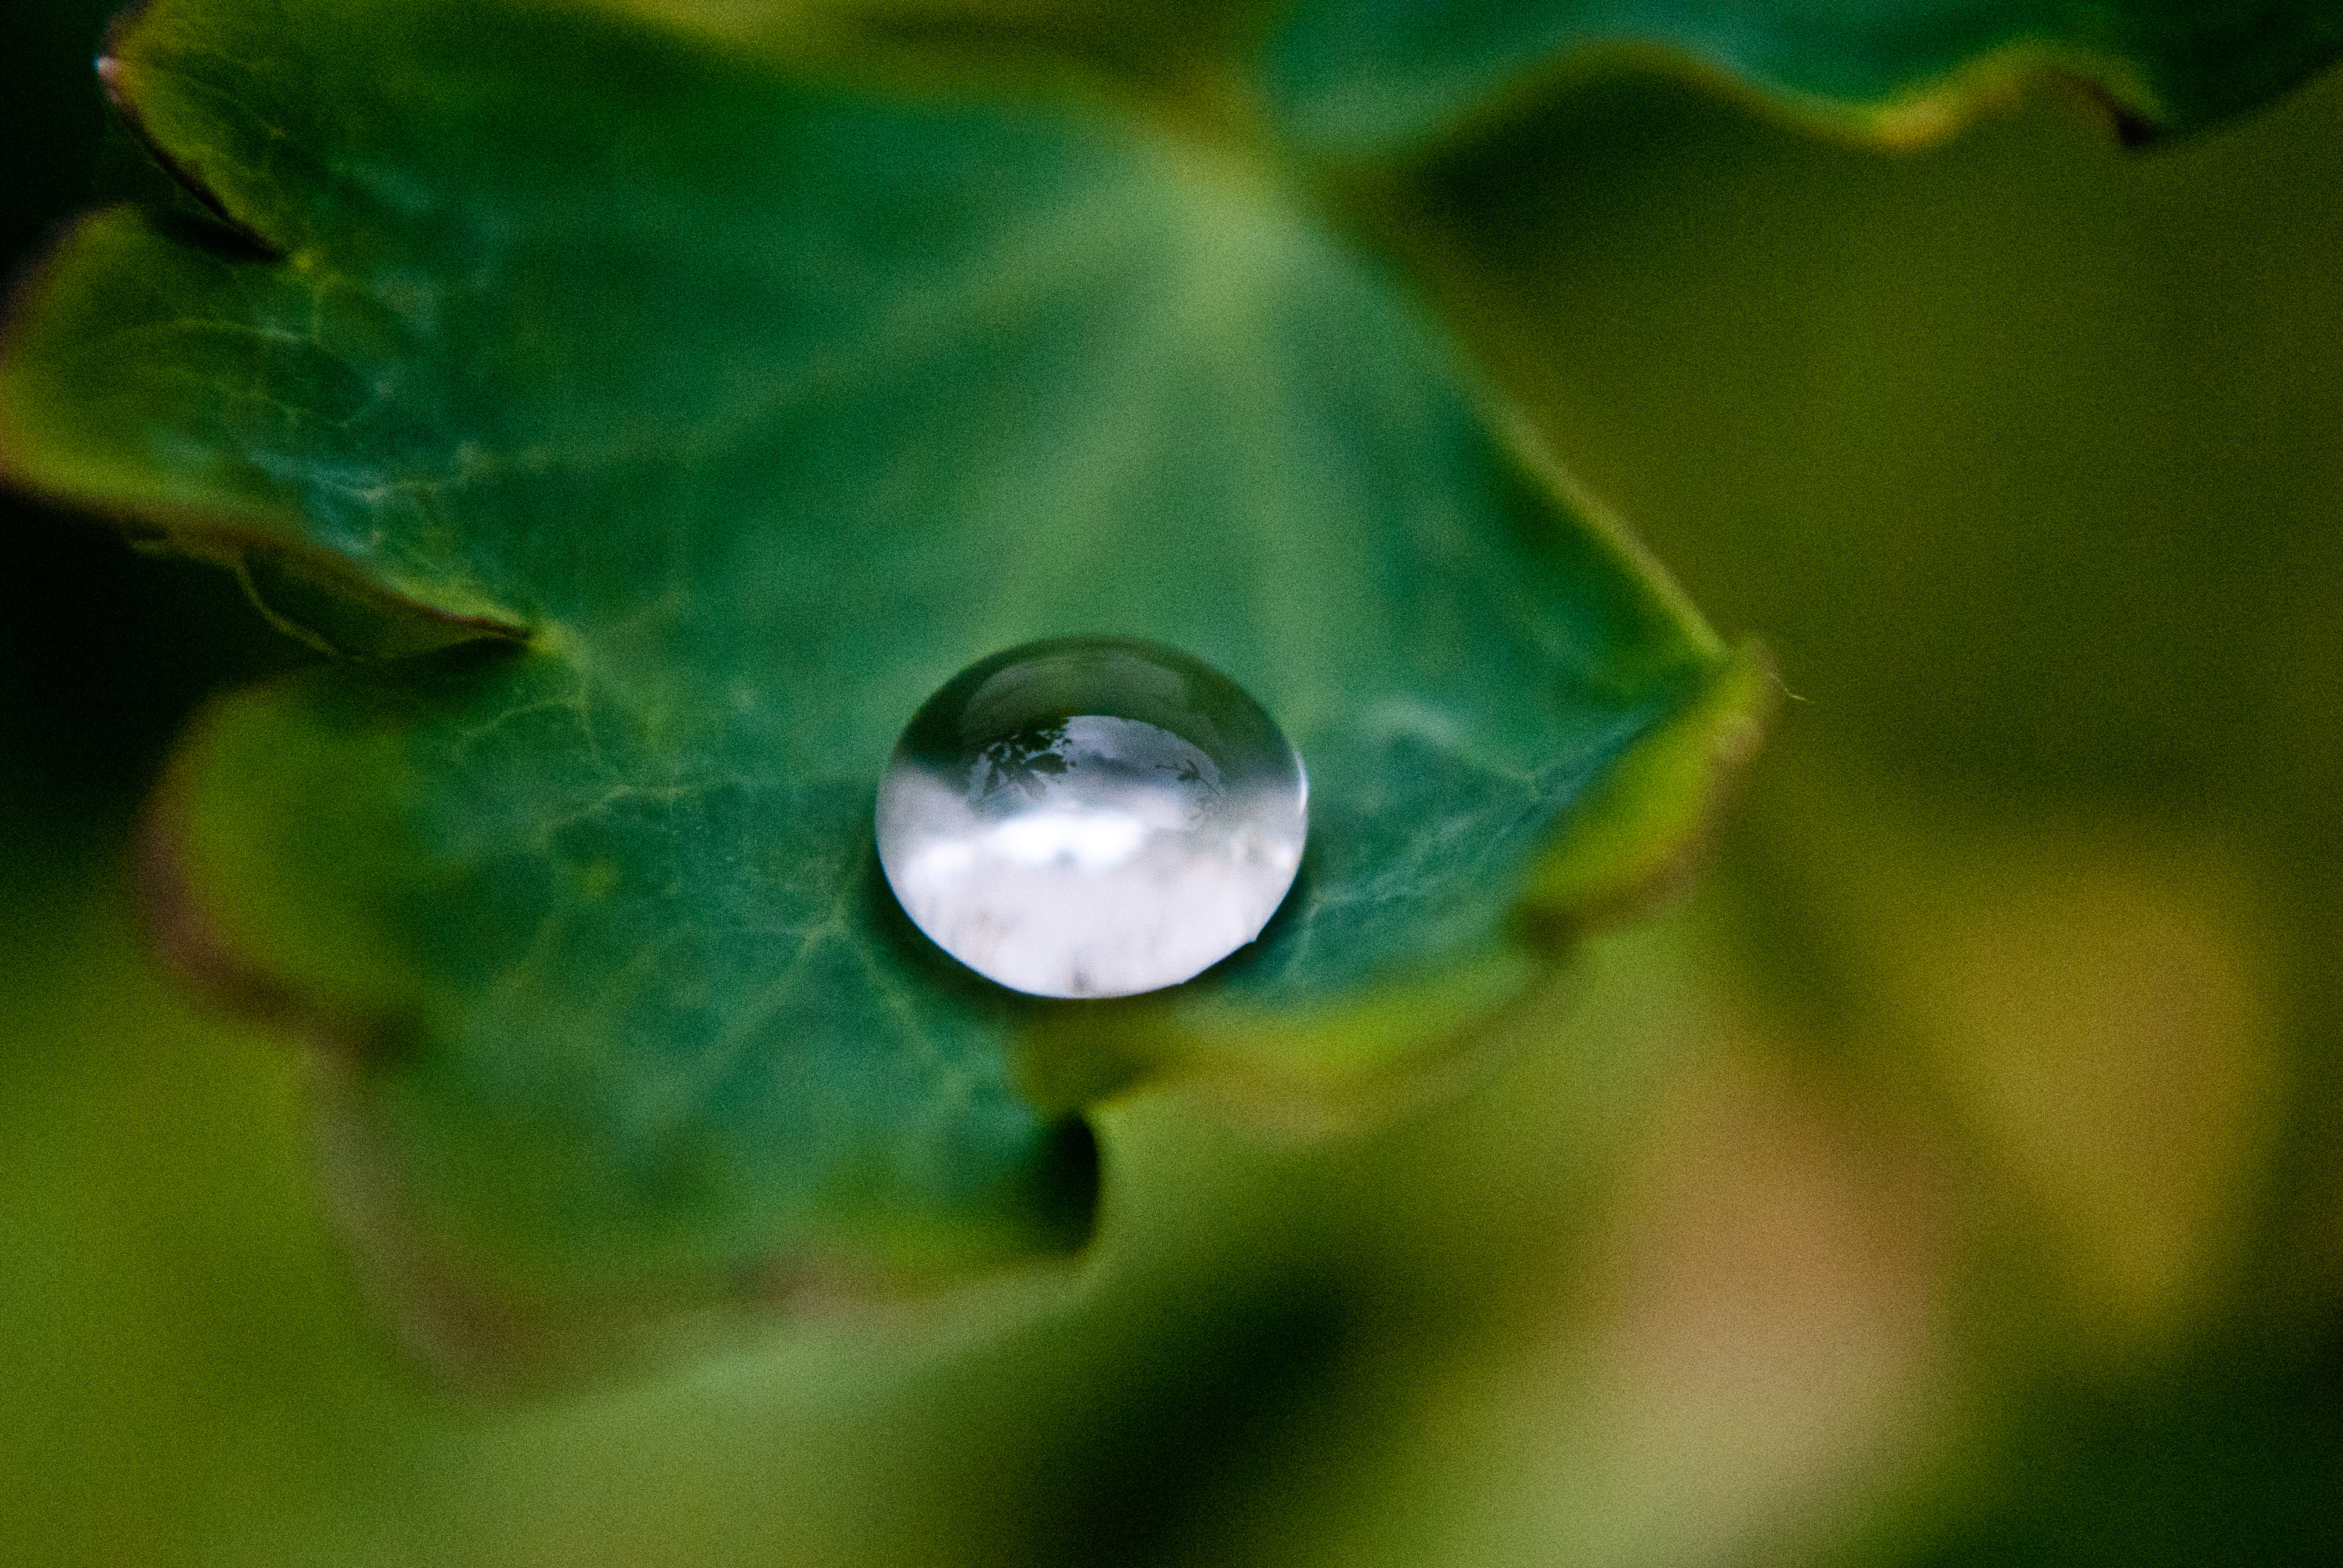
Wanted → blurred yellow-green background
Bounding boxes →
[4,2,2339,1562]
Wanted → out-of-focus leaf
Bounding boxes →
[1258,0,2343,158]
[0,0,1747,1333]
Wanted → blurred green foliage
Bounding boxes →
[5,1,2341,1565]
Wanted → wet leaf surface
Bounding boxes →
[0,0,1745,1320]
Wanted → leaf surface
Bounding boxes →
[1257,0,2343,157]
[0,0,1748,1323]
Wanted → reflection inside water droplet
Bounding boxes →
[877,636,1308,999]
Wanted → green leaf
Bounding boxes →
[0,0,1749,1330]
[1257,0,2343,158]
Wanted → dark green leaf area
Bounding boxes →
[6,0,1722,1280]
[182,654,1092,1277]
[1260,0,2343,157]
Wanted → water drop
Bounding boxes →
[877,636,1308,999]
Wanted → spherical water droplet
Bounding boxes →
[877,636,1308,999]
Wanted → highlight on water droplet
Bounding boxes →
[877,636,1308,999]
